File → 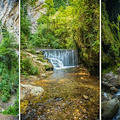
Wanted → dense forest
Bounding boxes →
[21,0,100,76]
[0,23,19,115]
[102,0,120,71]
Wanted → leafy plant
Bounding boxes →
[0,25,19,115]
[21,56,39,75]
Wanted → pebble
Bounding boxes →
[83,95,89,100]
[83,109,87,113]
[56,98,62,101]
[80,101,83,103]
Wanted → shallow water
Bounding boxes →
[112,90,120,120]
[21,67,99,120]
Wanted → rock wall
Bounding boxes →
[27,0,46,33]
[102,68,120,120]
[0,0,19,42]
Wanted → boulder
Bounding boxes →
[30,86,44,96]
[20,84,44,100]
[101,92,112,101]
[102,72,120,88]
[102,98,119,120]
[116,67,120,74]
[110,87,118,93]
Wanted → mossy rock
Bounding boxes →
[38,55,44,58]
[36,58,45,62]
[26,49,36,54]
[20,100,29,114]
[44,65,53,71]
[35,51,43,55]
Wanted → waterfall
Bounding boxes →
[37,49,78,69]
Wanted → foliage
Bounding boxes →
[21,52,39,75]
[71,0,100,75]
[102,1,120,70]
[2,89,19,115]
[0,25,19,115]
[53,0,66,10]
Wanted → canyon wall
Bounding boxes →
[27,0,46,33]
[0,0,19,42]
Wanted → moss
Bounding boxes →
[20,100,29,114]
[36,57,45,62]
[26,49,36,54]
[44,65,50,69]
[102,63,120,74]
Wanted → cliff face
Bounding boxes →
[27,0,46,33]
[0,0,19,42]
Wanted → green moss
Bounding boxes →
[37,56,45,62]
[26,49,36,54]
[44,65,50,70]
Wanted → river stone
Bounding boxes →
[30,86,44,96]
[83,95,89,100]
[102,72,120,88]
[21,84,44,99]
[101,92,112,101]
[116,67,120,74]
[36,51,42,54]
[110,87,118,93]
[102,98,119,120]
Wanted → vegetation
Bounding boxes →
[0,24,19,115]
[102,0,120,71]
[21,52,39,75]
[21,0,100,75]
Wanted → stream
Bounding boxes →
[21,66,99,120]
[112,90,120,120]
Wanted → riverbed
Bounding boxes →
[21,66,99,120]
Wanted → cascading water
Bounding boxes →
[49,58,64,68]
[37,49,78,69]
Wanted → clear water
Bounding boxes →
[21,67,100,120]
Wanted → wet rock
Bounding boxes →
[102,72,120,88]
[102,98,119,120]
[110,87,118,93]
[41,73,46,77]
[21,84,44,99]
[56,98,62,101]
[30,86,44,96]
[83,95,89,100]
[83,109,87,113]
[102,81,113,88]
[116,67,120,74]
[36,51,42,54]
[101,92,112,101]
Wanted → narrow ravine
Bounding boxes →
[21,66,99,120]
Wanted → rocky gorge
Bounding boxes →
[102,68,120,120]
[0,0,19,42]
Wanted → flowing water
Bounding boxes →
[21,67,99,120]
[37,49,78,69]
[112,90,120,120]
